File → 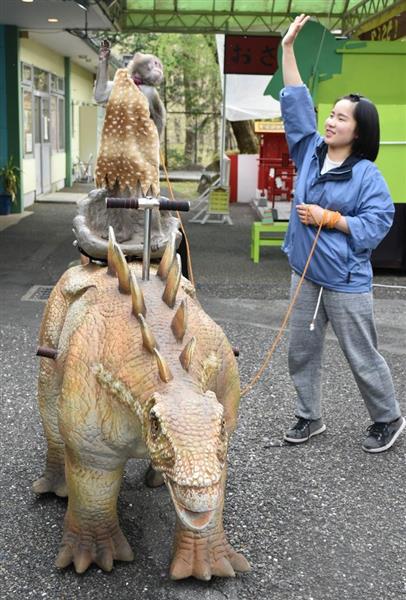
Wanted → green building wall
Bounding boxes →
[316,42,406,204]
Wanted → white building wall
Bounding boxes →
[19,38,96,205]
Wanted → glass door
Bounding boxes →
[40,97,51,193]
[34,93,51,194]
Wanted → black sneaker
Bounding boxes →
[284,417,326,444]
[362,416,405,453]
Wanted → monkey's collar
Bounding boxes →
[132,75,143,87]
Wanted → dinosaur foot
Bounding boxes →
[33,471,68,498]
[55,522,134,573]
[170,525,251,581]
[144,464,165,488]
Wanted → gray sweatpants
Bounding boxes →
[288,273,400,423]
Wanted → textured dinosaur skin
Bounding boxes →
[33,236,250,580]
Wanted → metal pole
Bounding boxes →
[194,114,198,164]
[142,207,152,281]
[220,72,227,187]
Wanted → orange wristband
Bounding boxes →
[306,206,342,229]
[323,210,341,229]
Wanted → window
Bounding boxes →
[34,67,49,93]
[21,63,33,86]
[50,74,58,93]
[23,91,33,155]
[21,62,65,154]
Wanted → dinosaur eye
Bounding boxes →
[150,412,161,440]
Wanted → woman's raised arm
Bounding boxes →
[281,14,310,87]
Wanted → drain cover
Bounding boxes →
[21,285,54,302]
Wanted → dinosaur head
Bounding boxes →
[143,390,228,531]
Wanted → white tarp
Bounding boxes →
[216,34,281,121]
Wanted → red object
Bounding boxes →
[228,154,238,202]
[224,35,281,75]
[257,131,295,205]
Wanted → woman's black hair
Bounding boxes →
[337,93,380,162]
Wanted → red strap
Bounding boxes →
[132,75,143,86]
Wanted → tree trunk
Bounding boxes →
[230,120,258,154]
[183,65,195,164]
[184,120,195,164]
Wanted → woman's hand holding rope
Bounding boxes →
[296,204,342,229]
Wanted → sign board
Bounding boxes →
[209,187,230,214]
[255,120,285,133]
[224,35,281,75]
[360,12,406,40]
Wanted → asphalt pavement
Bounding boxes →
[0,196,405,600]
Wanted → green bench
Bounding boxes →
[250,221,289,263]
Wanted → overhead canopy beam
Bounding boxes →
[97,0,406,36]
[121,10,343,34]
[334,0,406,35]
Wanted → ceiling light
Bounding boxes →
[75,0,89,10]
[48,18,59,23]
[22,1,34,3]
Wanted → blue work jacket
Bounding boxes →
[280,84,394,292]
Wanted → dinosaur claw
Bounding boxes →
[144,464,165,488]
[228,551,251,573]
[32,476,51,494]
[33,472,67,497]
[96,549,113,572]
[114,539,134,562]
[54,482,68,498]
[193,562,212,581]
[55,545,73,569]
[74,550,93,574]
[169,557,193,580]
[211,557,236,578]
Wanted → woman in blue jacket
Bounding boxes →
[281,14,404,452]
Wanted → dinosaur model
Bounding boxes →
[33,229,251,580]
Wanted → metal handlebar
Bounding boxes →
[106,197,190,212]
[105,196,189,281]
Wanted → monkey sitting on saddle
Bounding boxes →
[72,42,180,263]
[94,43,166,138]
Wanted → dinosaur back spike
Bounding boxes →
[171,299,188,341]
[107,226,117,276]
[130,271,146,317]
[179,336,196,372]
[112,242,131,294]
[157,232,176,280]
[162,254,181,309]
[153,348,173,383]
[138,313,158,353]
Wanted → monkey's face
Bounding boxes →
[128,52,164,87]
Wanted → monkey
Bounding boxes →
[94,42,166,138]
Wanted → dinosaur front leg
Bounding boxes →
[55,447,134,573]
[169,471,251,581]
